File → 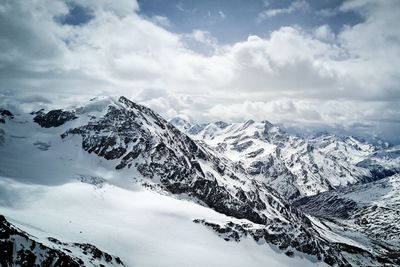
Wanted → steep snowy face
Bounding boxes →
[294,174,400,265]
[172,118,397,200]
[58,98,307,224]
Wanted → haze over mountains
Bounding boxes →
[0,96,399,267]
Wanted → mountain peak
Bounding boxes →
[118,95,136,108]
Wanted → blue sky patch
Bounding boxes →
[137,0,363,44]
[61,4,94,26]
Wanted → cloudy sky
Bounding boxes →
[0,0,399,142]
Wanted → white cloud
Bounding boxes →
[71,0,139,16]
[316,8,338,18]
[176,2,192,13]
[314,25,335,42]
[149,15,171,27]
[0,0,399,142]
[257,0,310,22]
[184,29,219,53]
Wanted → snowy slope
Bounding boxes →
[0,177,329,267]
[171,118,398,200]
[0,214,124,267]
[0,96,397,266]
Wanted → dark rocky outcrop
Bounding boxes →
[0,109,13,123]
[0,215,124,267]
[33,109,77,128]
[0,215,82,267]
[193,219,356,267]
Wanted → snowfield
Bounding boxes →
[0,178,324,267]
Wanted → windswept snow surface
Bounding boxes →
[0,178,324,267]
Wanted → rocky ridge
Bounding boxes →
[170,118,398,201]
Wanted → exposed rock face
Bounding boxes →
[33,109,77,128]
[0,215,124,267]
[193,219,357,267]
[193,218,400,267]
[0,109,13,123]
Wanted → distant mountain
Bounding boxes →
[171,118,399,201]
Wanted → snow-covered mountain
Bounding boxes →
[0,96,398,266]
[294,173,400,265]
[171,118,398,201]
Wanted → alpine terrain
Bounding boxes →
[0,96,399,267]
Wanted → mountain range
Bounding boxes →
[0,96,399,266]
